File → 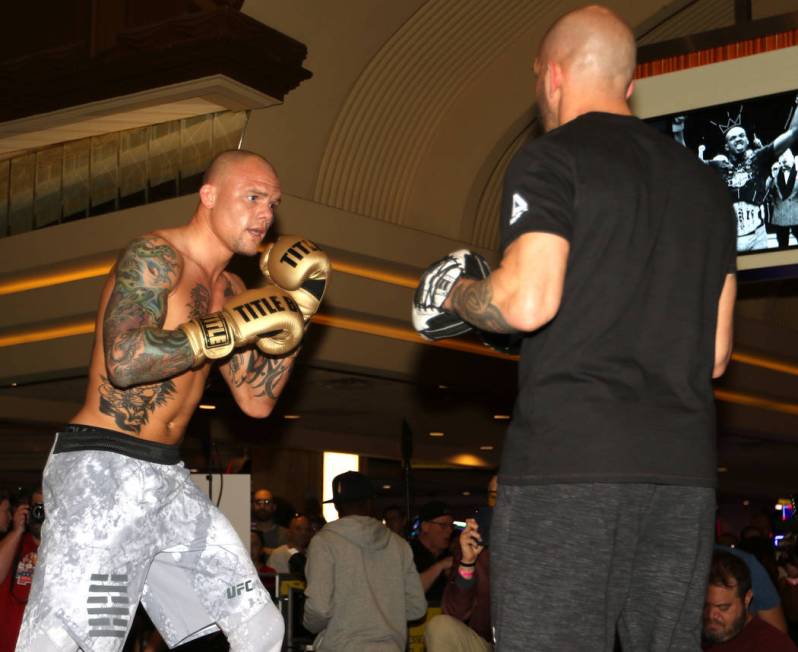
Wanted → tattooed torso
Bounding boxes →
[71,230,233,444]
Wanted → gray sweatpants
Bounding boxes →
[16,429,283,652]
[491,483,715,652]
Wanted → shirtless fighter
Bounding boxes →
[16,150,329,652]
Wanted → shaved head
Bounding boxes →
[539,5,635,93]
[202,149,275,187]
[534,5,636,130]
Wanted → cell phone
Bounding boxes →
[474,506,492,548]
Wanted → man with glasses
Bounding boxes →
[251,488,288,558]
[411,501,455,604]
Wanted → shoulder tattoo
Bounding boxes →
[102,236,194,387]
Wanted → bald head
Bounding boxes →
[534,5,635,130]
[202,149,275,187]
[539,5,635,94]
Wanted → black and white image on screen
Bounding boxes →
[647,90,798,253]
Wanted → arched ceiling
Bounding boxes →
[243,0,757,263]
[243,0,746,250]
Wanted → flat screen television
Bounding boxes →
[632,44,798,281]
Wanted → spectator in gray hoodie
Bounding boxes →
[303,471,427,651]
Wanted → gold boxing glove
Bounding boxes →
[260,235,330,323]
[180,284,305,366]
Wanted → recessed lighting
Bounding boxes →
[493,414,510,420]
[10,382,17,387]
[198,404,216,410]
[429,431,444,437]
[743,499,750,506]
[382,484,392,490]
[462,491,471,496]
[438,384,448,390]
[479,445,494,451]
[284,415,301,420]
[717,466,728,473]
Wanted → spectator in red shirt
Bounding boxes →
[0,489,43,652]
[703,549,797,651]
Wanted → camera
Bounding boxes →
[474,506,492,548]
[30,502,45,524]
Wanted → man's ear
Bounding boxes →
[744,589,753,611]
[546,61,563,98]
[199,183,216,208]
[625,79,635,100]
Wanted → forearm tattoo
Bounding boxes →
[103,236,195,388]
[221,277,294,399]
[228,352,293,399]
[450,279,516,334]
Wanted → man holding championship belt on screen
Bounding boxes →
[16,150,329,652]
[413,5,736,650]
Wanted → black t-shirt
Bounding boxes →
[499,112,736,487]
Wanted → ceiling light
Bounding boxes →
[382,484,392,490]
[717,466,728,473]
[479,445,494,451]
[493,414,510,420]
[284,414,301,420]
[198,404,216,410]
[429,431,444,437]
[438,384,448,390]
[10,382,17,387]
[743,499,750,506]
[462,491,471,496]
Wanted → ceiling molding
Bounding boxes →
[0,75,278,158]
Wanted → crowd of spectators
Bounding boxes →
[9,473,798,652]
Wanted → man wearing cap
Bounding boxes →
[303,471,427,651]
[412,501,455,605]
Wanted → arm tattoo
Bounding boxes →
[103,236,195,388]
[221,275,293,399]
[450,279,517,334]
[228,351,292,399]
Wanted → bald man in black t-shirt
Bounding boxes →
[413,5,737,651]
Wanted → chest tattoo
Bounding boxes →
[188,284,210,320]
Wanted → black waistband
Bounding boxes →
[54,424,181,465]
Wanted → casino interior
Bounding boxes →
[2,0,798,569]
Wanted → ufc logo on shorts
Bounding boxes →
[226,580,254,599]
[200,315,232,349]
[279,239,320,268]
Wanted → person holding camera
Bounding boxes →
[0,489,43,652]
[425,476,496,652]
